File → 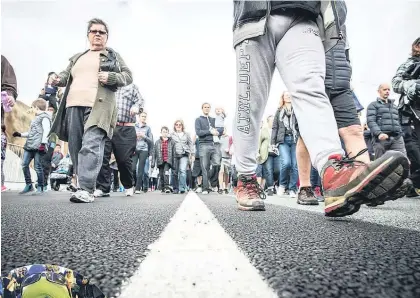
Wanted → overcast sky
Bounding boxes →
[1,0,419,136]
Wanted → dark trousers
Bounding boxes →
[41,147,54,187]
[408,122,420,188]
[373,136,406,159]
[110,169,120,191]
[22,149,43,186]
[158,162,171,190]
[97,126,137,192]
[132,150,149,191]
[149,177,158,189]
[198,143,220,190]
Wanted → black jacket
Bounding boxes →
[271,108,298,145]
[367,98,402,138]
[194,116,223,144]
[233,1,321,30]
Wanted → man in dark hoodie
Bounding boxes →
[367,83,406,158]
[232,1,409,216]
[194,103,224,194]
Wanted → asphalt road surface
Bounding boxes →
[2,190,420,298]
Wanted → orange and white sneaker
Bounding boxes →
[322,149,409,217]
[236,174,266,211]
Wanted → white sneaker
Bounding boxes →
[135,190,142,194]
[70,190,94,203]
[289,190,297,198]
[93,189,110,198]
[125,187,134,197]
[196,187,202,193]
[202,190,209,195]
[277,186,286,196]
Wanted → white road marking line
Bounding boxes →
[118,192,277,298]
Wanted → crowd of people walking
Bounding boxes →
[1,6,419,219]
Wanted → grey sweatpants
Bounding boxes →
[66,107,107,193]
[78,126,107,193]
[234,12,343,175]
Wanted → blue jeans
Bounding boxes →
[262,155,279,188]
[279,135,298,191]
[173,156,189,192]
[143,157,150,190]
[310,166,321,187]
[22,150,43,186]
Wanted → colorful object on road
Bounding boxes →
[1,264,106,298]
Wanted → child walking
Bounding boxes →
[13,99,52,195]
[151,126,176,193]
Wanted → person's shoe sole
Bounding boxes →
[324,152,409,217]
[297,199,319,206]
[237,200,265,211]
[367,178,412,207]
[70,194,94,203]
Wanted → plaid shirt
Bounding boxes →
[116,84,144,123]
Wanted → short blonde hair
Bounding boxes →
[31,98,47,111]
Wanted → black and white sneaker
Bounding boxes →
[70,190,94,203]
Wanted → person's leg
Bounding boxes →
[275,21,343,174]
[208,145,220,189]
[113,126,136,190]
[135,151,148,192]
[310,166,320,188]
[32,151,45,194]
[330,89,370,163]
[71,126,107,203]
[288,140,299,193]
[65,107,90,184]
[163,162,171,190]
[296,137,319,205]
[279,140,292,190]
[218,162,225,191]
[95,137,113,196]
[21,150,34,188]
[199,144,211,192]
[1,158,5,188]
[373,140,388,159]
[296,137,311,188]
[131,152,139,186]
[276,15,409,217]
[143,157,150,192]
[158,165,164,191]
[273,149,281,193]
[191,158,201,189]
[42,148,53,189]
[224,164,231,192]
[389,137,407,156]
[233,17,285,210]
[263,156,274,190]
[178,156,189,192]
[172,157,180,193]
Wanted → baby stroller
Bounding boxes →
[50,156,73,191]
